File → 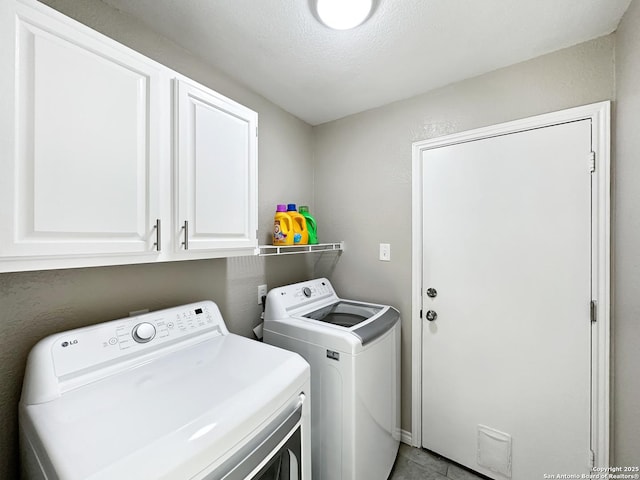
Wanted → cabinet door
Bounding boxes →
[0,2,166,262]
[175,78,258,254]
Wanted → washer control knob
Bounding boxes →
[303,287,312,298]
[132,322,156,343]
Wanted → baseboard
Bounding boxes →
[401,429,412,445]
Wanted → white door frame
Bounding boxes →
[410,102,611,466]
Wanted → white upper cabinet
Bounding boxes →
[1,3,167,261]
[0,0,258,272]
[174,79,258,255]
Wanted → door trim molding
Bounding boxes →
[410,101,611,466]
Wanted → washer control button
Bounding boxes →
[303,287,312,298]
[132,322,156,343]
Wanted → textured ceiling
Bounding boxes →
[100,0,631,125]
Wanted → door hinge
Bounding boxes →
[589,151,596,173]
[590,300,597,323]
[589,449,595,468]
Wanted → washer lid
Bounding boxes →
[300,301,400,345]
[302,301,383,327]
[20,334,309,480]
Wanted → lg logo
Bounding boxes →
[61,339,79,348]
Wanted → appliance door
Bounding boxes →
[302,302,400,346]
[251,427,301,480]
[203,394,305,480]
[302,301,382,327]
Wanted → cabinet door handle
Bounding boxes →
[153,219,161,251]
[181,220,189,250]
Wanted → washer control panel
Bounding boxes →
[292,280,333,302]
[51,301,226,379]
[296,282,331,300]
[270,278,337,311]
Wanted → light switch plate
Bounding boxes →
[379,243,391,261]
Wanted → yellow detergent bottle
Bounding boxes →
[273,204,294,245]
[287,204,308,245]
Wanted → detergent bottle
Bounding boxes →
[299,206,318,244]
[273,204,293,245]
[286,204,308,245]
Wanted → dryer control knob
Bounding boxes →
[303,287,312,298]
[132,322,156,343]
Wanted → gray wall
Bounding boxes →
[2,0,637,477]
[313,35,615,436]
[613,0,640,466]
[0,0,315,478]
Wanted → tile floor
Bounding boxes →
[389,444,487,480]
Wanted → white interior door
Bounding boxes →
[421,120,593,478]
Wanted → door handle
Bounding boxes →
[426,310,438,322]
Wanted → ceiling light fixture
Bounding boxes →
[315,0,373,30]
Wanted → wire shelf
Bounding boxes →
[257,242,344,257]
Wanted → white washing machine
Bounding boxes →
[263,278,401,480]
[19,301,311,480]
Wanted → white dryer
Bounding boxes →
[263,278,400,480]
[20,301,311,480]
